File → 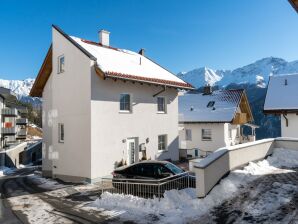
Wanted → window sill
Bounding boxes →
[158,149,168,153]
[202,139,212,141]
[58,141,64,144]
[157,111,167,114]
[119,110,132,114]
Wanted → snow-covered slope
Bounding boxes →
[0,78,35,97]
[0,78,41,106]
[178,57,298,89]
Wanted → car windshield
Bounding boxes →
[164,163,184,175]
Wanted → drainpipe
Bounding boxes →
[283,113,289,127]
[153,86,166,97]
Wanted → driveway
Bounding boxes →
[0,167,118,224]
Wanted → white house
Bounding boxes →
[30,25,194,183]
[264,74,298,138]
[179,87,255,159]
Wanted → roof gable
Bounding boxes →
[30,25,193,97]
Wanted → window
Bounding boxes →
[157,97,166,113]
[158,135,167,151]
[120,94,131,112]
[207,101,215,108]
[185,129,192,141]
[58,55,65,73]
[58,123,64,143]
[228,129,232,139]
[202,129,212,141]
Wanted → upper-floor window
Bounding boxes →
[158,134,167,151]
[157,97,166,113]
[58,55,65,73]
[120,94,131,112]
[202,129,212,141]
[185,129,192,141]
[58,123,64,143]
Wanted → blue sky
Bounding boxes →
[0,0,297,80]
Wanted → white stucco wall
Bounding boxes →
[42,27,180,181]
[42,74,53,175]
[179,123,240,152]
[42,28,92,180]
[90,73,179,179]
[281,114,298,138]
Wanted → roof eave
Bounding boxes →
[289,0,298,13]
[263,109,298,114]
[105,72,194,90]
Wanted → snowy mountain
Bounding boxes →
[178,57,298,89]
[0,78,41,106]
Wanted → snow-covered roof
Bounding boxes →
[30,25,193,97]
[179,89,244,123]
[70,37,192,89]
[264,74,298,112]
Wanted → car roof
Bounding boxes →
[114,160,172,171]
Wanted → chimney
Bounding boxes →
[98,29,110,46]
[203,85,212,95]
[139,48,145,56]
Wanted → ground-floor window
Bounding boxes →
[58,123,64,143]
[158,134,167,151]
[185,129,192,141]
[202,129,212,141]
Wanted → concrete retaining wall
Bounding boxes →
[194,138,283,198]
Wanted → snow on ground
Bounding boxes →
[87,148,298,224]
[0,166,15,176]
[28,175,65,190]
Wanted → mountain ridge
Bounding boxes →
[178,57,298,88]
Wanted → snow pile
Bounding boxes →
[88,148,298,223]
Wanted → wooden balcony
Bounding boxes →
[232,112,248,125]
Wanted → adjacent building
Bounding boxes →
[264,74,298,138]
[30,25,194,183]
[179,87,256,159]
[0,87,28,149]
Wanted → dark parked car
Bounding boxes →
[111,161,195,196]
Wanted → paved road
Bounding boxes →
[0,167,117,224]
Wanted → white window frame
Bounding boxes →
[119,93,131,113]
[202,129,212,141]
[158,134,167,151]
[58,123,64,143]
[157,96,166,113]
[57,55,65,74]
[185,129,192,141]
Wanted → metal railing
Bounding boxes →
[100,172,195,200]
[16,118,28,125]
[1,127,16,135]
[1,108,18,116]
